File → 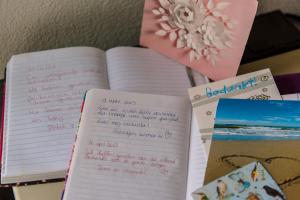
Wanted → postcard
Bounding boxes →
[205,99,300,199]
[140,0,258,80]
[192,162,285,200]
[188,69,282,156]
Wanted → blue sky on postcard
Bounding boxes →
[215,99,300,128]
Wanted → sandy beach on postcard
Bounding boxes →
[205,140,300,199]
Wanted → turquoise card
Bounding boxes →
[192,162,285,200]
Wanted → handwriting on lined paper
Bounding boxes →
[22,64,103,132]
[64,90,191,200]
[85,142,176,176]
[82,96,184,176]
[61,71,192,200]
[96,98,180,140]
[5,51,108,179]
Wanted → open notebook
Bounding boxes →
[1,46,208,185]
[63,89,207,200]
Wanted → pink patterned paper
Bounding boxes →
[140,0,258,81]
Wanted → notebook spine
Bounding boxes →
[0,69,6,183]
[0,82,5,171]
[61,92,87,200]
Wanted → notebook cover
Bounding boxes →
[192,162,285,200]
[0,80,5,167]
[238,48,300,76]
[242,10,300,64]
[205,99,300,199]
[140,0,258,81]
[13,182,64,200]
[274,73,300,95]
[0,79,15,199]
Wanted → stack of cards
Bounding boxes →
[188,69,282,156]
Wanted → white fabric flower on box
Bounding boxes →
[152,0,237,66]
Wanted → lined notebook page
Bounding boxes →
[106,47,191,96]
[185,113,207,200]
[191,70,210,86]
[2,47,109,183]
[63,89,191,200]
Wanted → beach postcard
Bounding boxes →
[205,99,300,199]
[214,99,300,141]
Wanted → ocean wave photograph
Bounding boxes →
[213,99,300,140]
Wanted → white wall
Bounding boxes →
[0,0,144,78]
